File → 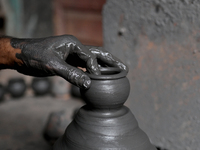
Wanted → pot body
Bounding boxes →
[80,77,130,109]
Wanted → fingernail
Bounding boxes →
[83,79,91,89]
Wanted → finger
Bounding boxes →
[86,57,100,75]
[50,35,101,75]
[51,59,91,89]
[88,46,129,72]
[73,45,101,75]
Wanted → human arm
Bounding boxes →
[0,35,128,89]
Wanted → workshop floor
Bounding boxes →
[0,96,83,150]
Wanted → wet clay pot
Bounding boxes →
[31,78,52,96]
[7,78,26,98]
[80,67,130,109]
[53,67,156,150]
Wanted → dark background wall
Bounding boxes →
[1,0,53,38]
[103,0,200,149]
[23,0,53,38]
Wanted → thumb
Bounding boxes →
[52,59,91,89]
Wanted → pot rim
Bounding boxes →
[86,67,127,80]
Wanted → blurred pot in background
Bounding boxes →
[31,78,52,96]
[7,78,26,98]
[0,84,6,102]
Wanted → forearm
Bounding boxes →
[0,36,23,70]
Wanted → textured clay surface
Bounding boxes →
[54,68,156,150]
[103,0,200,149]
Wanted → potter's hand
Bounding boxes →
[6,35,127,88]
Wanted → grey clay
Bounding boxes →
[10,35,128,89]
[53,67,156,150]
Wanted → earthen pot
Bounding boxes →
[0,84,5,102]
[80,67,130,109]
[31,78,52,96]
[7,78,26,98]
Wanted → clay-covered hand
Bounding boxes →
[11,35,128,89]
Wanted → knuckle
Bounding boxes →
[68,35,78,41]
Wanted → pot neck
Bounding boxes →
[86,67,127,80]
